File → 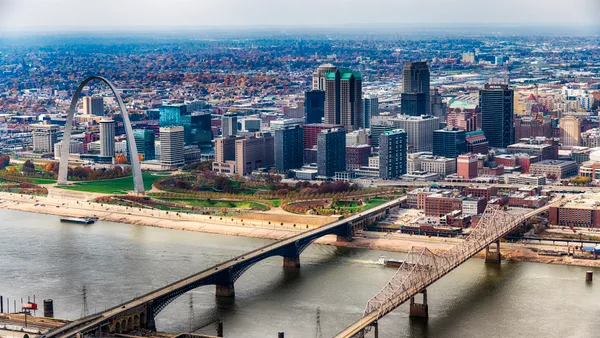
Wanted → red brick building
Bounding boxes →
[303,124,343,149]
[346,144,371,171]
[507,194,548,208]
[457,154,478,179]
[425,193,464,217]
[463,186,498,201]
[549,204,600,228]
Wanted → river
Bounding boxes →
[1,209,599,338]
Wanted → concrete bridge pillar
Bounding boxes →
[216,283,235,297]
[409,289,428,318]
[283,256,301,268]
[485,240,501,264]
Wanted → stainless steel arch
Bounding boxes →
[57,76,144,194]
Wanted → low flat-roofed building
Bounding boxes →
[402,171,441,182]
[530,160,578,179]
[505,174,546,186]
[425,191,464,217]
[548,194,600,228]
[508,193,548,208]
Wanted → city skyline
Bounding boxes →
[0,0,599,33]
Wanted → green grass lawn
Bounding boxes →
[157,198,269,210]
[329,197,391,213]
[57,172,159,194]
[264,199,281,207]
[30,178,57,184]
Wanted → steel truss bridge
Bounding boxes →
[335,197,563,338]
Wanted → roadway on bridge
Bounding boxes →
[45,198,405,338]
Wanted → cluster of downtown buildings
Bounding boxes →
[2,34,600,226]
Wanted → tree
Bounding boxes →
[115,155,129,164]
[22,160,35,173]
[0,154,10,169]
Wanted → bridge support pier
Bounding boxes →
[283,256,300,268]
[409,289,428,318]
[485,240,501,264]
[372,320,379,338]
[336,235,353,242]
[216,283,235,297]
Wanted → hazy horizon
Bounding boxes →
[1,0,599,35]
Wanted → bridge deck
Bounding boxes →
[45,197,405,338]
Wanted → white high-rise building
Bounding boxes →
[391,115,440,153]
[160,126,185,167]
[31,123,59,153]
[99,118,115,157]
[221,113,237,138]
[363,95,379,128]
[83,96,104,116]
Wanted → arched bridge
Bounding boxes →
[43,197,404,338]
[335,195,566,338]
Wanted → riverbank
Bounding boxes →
[2,192,600,268]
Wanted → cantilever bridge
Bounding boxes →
[335,196,564,338]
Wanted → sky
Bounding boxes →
[0,0,599,32]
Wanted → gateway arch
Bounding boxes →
[57,76,145,194]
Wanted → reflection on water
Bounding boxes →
[1,209,600,338]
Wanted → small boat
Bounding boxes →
[60,217,95,224]
[377,255,404,267]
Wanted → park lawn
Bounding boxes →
[30,178,57,184]
[264,199,281,207]
[157,198,269,210]
[57,172,159,194]
[333,197,391,213]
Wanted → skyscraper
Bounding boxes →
[159,103,188,126]
[391,115,440,153]
[160,126,185,167]
[305,90,325,124]
[480,84,514,148]
[31,123,59,153]
[275,125,304,172]
[133,129,156,161]
[325,68,363,131]
[400,92,427,116]
[433,127,466,158]
[221,113,238,138]
[370,120,395,149]
[430,88,447,120]
[402,62,431,114]
[83,96,104,116]
[379,129,407,179]
[312,63,337,90]
[559,116,581,146]
[190,112,213,146]
[363,95,379,128]
[317,128,346,178]
[99,118,115,157]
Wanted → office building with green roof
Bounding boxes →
[324,68,363,132]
